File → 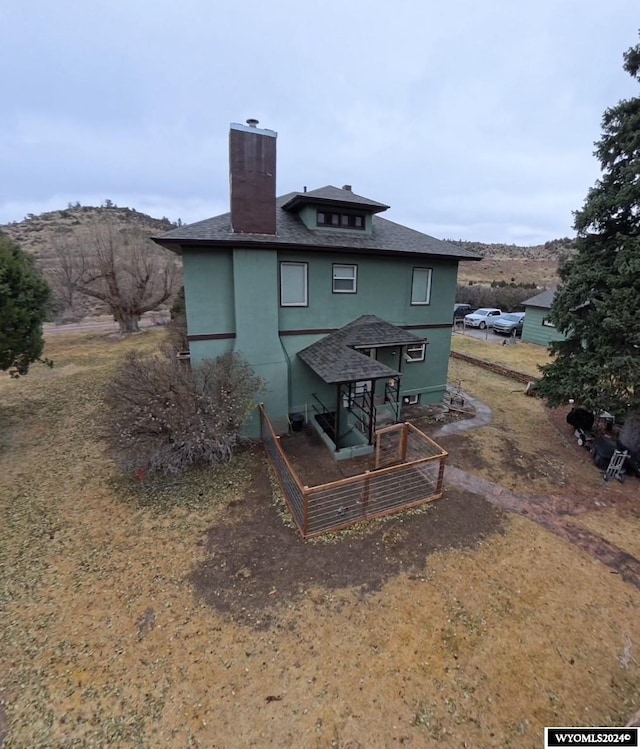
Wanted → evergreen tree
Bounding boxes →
[0,232,51,374]
[537,36,640,417]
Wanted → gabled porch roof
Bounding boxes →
[298,315,426,384]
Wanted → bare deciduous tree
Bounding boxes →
[49,218,179,333]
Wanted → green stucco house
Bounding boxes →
[153,120,480,458]
[521,288,567,347]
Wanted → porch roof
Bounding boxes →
[298,315,426,384]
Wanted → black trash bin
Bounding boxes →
[290,413,305,432]
[591,436,616,469]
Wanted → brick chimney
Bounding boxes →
[229,119,277,235]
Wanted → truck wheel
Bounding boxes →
[479,321,486,330]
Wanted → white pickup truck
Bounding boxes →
[463,308,502,329]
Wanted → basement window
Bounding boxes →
[332,264,357,293]
[403,394,421,405]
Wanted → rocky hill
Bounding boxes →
[1,204,176,275]
[450,237,576,287]
[1,204,180,320]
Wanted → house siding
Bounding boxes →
[521,305,567,346]
[277,252,457,331]
[231,248,289,435]
[183,249,235,336]
[182,246,459,436]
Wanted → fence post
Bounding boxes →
[303,487,310,538]
[400,423,409,462]
[361,470,370,518]
[436,456,446,493]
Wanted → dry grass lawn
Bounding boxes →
[450,333,552,379]
[1,332,639,748]
[444,358,582,494]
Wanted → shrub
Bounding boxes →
[170,285,185,319]
[455,282,539,312]
[164,315,189,354]
[104,349,266,476]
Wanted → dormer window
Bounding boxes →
[317,210,366,230]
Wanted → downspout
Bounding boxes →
[368,383,375,446]
[280,338,293,415]
[335,384,341,451]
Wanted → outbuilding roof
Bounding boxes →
[523,287,558,309]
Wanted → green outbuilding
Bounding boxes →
[521,288,567,346]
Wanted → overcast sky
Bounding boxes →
[1,1,638,245]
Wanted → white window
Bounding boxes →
[411,268,432,305]
[333,264,357,293]
[403,394,420,405]
[542,316,556,328]
[280,262,308,307]
[405,343,426,362]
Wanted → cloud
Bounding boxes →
[1,0,638,241]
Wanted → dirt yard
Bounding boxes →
[1,331,639,748]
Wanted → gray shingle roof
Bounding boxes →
[153,189,481,261]
[298,315,426,384]
[523,287,558,309]
[281,185,389,213]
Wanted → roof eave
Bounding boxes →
[151,235,482,261]
[151,236,184,255]
[352,337,426,348]
[281,195,389,214]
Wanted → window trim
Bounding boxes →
[542,316,556,328]
[405,343,426,362]
[280,261,308,307]
[410,267,432,306]
[403,394,421,405]
[332,263,358,294]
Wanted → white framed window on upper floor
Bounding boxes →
[411,267,432,305]
[405,343,426,362]
[332,264,358,293]
[280,262,308,307]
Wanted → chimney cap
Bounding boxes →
[342,184,352,192]
[246,118,259,128]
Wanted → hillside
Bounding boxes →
[1,205,575,314]
[452,237,575,287]
[1,205,180,320]
[1,204,176,275]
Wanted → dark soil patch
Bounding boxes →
[433,433,486,472]
[190,452,507,629]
